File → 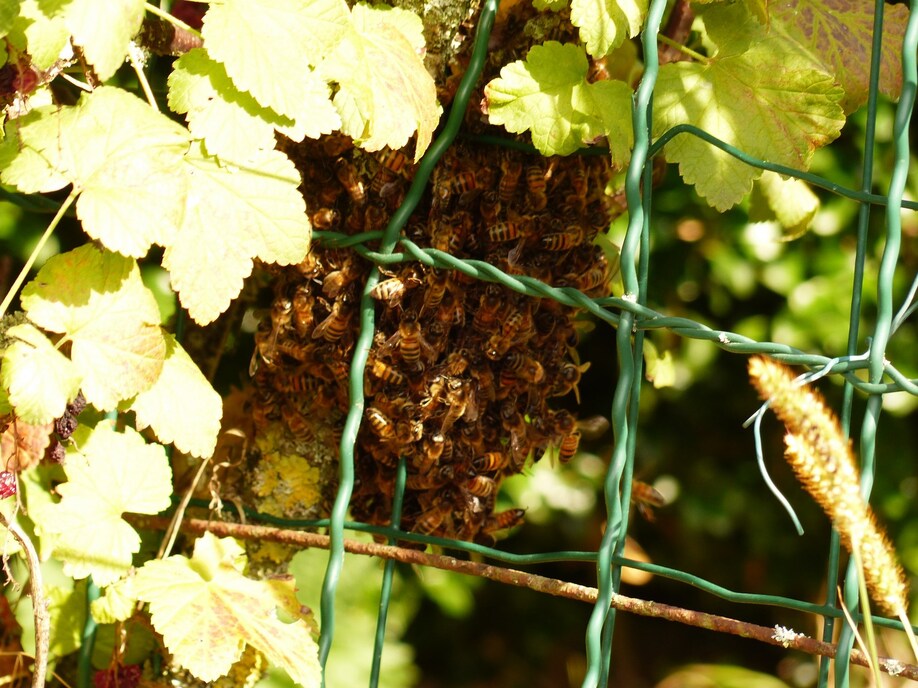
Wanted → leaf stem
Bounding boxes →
[0,189,78,320]
[656,35,709,64]
[144,2,203,40]
[128,43,159,112]
[852,543,883,687]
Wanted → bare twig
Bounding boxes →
[0,512,49,688]
[128,514,918,681]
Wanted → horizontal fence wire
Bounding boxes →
[306,0,918,684]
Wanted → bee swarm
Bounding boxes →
[251,6,625,543]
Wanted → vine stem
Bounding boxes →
[128,514,918,680]
[0,511,49,688]
[656,35,710,64]
[0,189,78,319]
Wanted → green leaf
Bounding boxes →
[643,339,675,389]
[570,0,647,58]
[20,244,166,410]
[771,0,909,113]
[533,0,568,11]
[0,87,190,257]
[62,0,145,81]
[484,42,633,158]
[749,171,819,238]
[14,575,87,660]
[130,333,222,458]
[36,421,173,586]
[320,3,441,159]
[203,0,349,126]
[1,323,81,424]
[0,1,17,36]
[91,575,139,624]
[163,142,310,325]
[134,532,321,686]
[658,664,792,688]
[652,6,845,211]
[16,0,71,70]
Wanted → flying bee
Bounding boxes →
[557,430,581,463]
[311,207,340,230]
[370,275,421,309]
[551,360,591,403]
[498,158,523,202]
[381,311,435,365]
[366,407,396,441]
[479,190,502,224]
[464,475,496,498]
[312,298,351,342]
[334,157,366,205]
[473,284,504,331]
[577,414,611,440]
[406,464,455,490]
[486,221,525,243]
[473,451,508,473]
[281,403,313,441]
[631,479,666,522]
[503,352,545,383]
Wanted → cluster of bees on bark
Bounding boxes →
[248,4,633,544]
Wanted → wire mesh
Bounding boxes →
[290,0,918,685]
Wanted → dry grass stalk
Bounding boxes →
[748,356,909,618]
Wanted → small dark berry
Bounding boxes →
[54,413,78,440]
[44,442,66,465]
[67,392,87,417]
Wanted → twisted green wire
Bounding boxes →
[316,0,501,678]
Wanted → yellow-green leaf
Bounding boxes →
[570,0,647,58]
[20,244,166,410]
[16,0,71,71]
[320,3,441,159]
[91,574,139,624]
[134,532,321,686]
[130,333,222,458]
[35,422,173,586]
[1,323,81,424]
[164,143,310,325]
[749,171,819,238]
[63,0,145,81]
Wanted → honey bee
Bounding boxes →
[368,357,405,386]
[473,451,508,473]
[312,298,351,342]
[377,148,413,176]
[502,352,545,383]
[557,430,581,463]
[321,134,354,157]
[252,386,282,429]
[250,296,293,373]
[482,508,526,534]
[484,307,527,359]
[540,228,583,252]
[291,286,314,337]
[473,284,504,331]
[498,158,523,202]
[364,202,388,232]
[366,407,396,441]
[281,402,313,440]
[370,166,396,196]
[381,311,434,365]
[569,156,588,197]
[443,170,479,197]
[395,419,424,444]
[442,349,470,376]
[370,275,421,309]
[406,464,455,490]
[441,378,477,433]
[414,505,446,535]
[631,479,666,521]
[486,221,525,243]
[273,368,321,395]
[525,164,548,210]
[421,269,449,314]
[464,475,496,498]
[311,207,340,230]
[334,157,366,205]
[551,361,591,403]
[552,409,578,436]
[419,432,447,467]
[479,191,502,224]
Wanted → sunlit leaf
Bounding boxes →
[771,0,909,113]
[16,0,71,70]
[652,5,844,211]
[656,663,792,688]
[63,0,145,80]
[14,576,87,660]
[749,171,819,238]
[134,532,321,686]
[130,333,222,458]
[1,323,81,425]
[163,142,310,325]
[91,574,139,624]
[570,0,647,58]
[643,339,675,389]
[36,422,173,586]
[484,42,633,158]
[19,244,166,410]
[320,3,440,159]
[203,0,349,128]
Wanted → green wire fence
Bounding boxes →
[256,0,918,685]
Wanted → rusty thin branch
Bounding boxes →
[129,515,918,681]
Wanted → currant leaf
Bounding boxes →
[771,0,908,113]
[163,142,310,325]
[202,0,349,125]
[15,0,71,71]
[130,333,222,458]
[19,244,166,410]
[134,532,321,686]
[35,421,173,586]
[652,5,845,211]
[484,42,634,158]
[0,87,190,257]
[91,575,139,624]
[570,0,647,58]
[1,323,82,425]
[63,0,146,81]
[749,171,819,237]
[320,3,441,159]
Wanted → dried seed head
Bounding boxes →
[749,356,909,617]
